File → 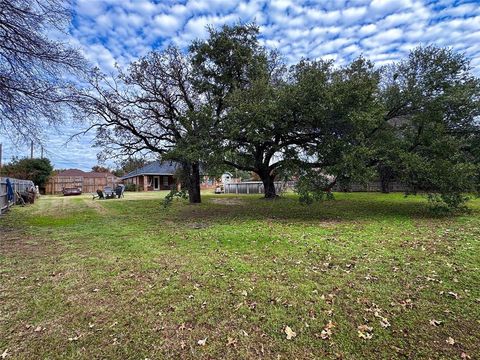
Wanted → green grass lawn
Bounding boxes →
[1,191,479,359]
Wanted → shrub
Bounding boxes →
[124,183,138,191]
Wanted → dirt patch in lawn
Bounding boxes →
[83,198,109,214]
[186,222,210,229]
[210,198,245,206]
[0,228,62,258]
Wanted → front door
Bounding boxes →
[153,176,160,190]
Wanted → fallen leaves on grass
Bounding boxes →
[365,303,391,328]
[440,291,460,299]
[320,321,335,340]
[320,293,335,305]
[1,349,8,359]
[445,337,455,345]
[197,337,207,346]
[374,311,390,328]
[429,319,442,327]
[68,334,81,342]
[396,298,414,310]
[379,318,391,328]
[448,291,459,299]
[364,274,378,281]
[357,325,373,340]
[284,326,296,340]
[226,337,237,347]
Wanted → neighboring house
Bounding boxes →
[45,169,119,194]
[121,161,178,191]
[121,160,245,191]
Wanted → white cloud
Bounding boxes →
[153,13,183,35]
[343,43,361,54]
[342,6,368,24]
[358,23,377,36]
[84,44,117,72]
[362,28,403,48]
[439,3,480,18]
[369,0,412,16]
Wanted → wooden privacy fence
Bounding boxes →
[0,177,35,214]
[224,181,285,195]
[45,174,119,194]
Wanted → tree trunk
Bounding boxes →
[379,166,392,194]
[259,172,277,199]
[380,179,390,194]
[182,161,202,203]
[189,162,201,203]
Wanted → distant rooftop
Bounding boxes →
[121,160,179,179]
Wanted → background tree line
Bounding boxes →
[73,23,480,210]
[0,157,53,191]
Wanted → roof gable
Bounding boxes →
[56,169,86,177]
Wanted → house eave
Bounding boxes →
[121,173,174,180]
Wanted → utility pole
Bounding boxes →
[30,140,33,159]
[41,146,44,159]
[0,143,2,169]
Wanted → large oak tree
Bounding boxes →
[74,47,213,203]
[195,25,381,198]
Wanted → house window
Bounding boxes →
[163,176,169,186]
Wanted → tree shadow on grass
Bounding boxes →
[169,193,477,225]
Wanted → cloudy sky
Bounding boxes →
[1,0,480,170]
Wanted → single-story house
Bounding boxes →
[121,161,178,191]
[45,169,120,194]
[121,160,240,191]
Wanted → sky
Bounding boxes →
[1,0,480,170]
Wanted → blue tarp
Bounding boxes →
[6,178,14,202]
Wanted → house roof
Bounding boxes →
[121,161,179,179]
[56,169,116,178]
